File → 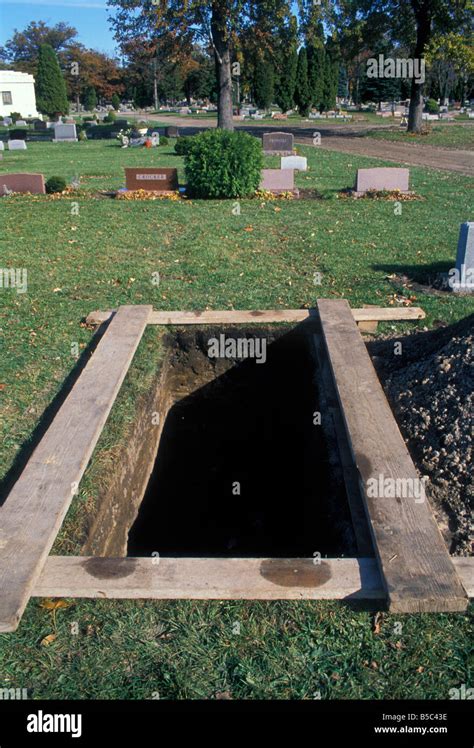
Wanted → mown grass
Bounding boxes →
[0,138,472,699]
[367,123,474,150]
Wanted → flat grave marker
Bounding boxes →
[125,167,179,192]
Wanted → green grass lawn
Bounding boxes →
[0,138,472,699]
[366,123,474,150]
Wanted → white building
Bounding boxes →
[0,70,39,119]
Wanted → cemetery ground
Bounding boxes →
[366,123,474,150]
[0,138,473,699]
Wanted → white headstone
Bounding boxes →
[281,155,307,172]
[0,141,4,151]
[8,140,27,151]
[16,120,27,126]
[53,123,78,142]
[3,117,12,126]
[151,132,160,146]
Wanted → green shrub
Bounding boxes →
[425,98,439,114]
[174,136,192,156]
[111,93,121,111]
[159,135,169,146]
[104,111,117,123]
[184,130,263,198]
[45,176,67,194]
[10,112,22,122]
[78,130,87,141]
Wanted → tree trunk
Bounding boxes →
[211,2,234,130]
[407,1,432,133]
[152,59,159,111]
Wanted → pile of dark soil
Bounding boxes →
[369,314,473,555]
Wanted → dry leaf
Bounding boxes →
[40,633,56,646]
[40,599,72,611]
[373,611,383,635]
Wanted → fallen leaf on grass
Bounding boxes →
[373,612,384,635]
[40,633,56,646]
[39,599,72,611]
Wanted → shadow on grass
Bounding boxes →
[372,260,452,286]
[0,321,109,508]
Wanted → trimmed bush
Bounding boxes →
[174,136,192,156]
[46,176,67,194]
[159,135,169,146]
[184,130,263,199]
[104,111,117,123]
[425,99,439,114]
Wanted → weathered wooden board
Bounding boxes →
[32,556,473,601]
[86,306,426,327]
[311,332,373,556]
[318,299,468,613]
[0,305,152,632]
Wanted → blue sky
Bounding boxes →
[0,0,118,55]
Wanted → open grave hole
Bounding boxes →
[126,324,359,558]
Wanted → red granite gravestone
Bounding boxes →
[0,173,45,195]
[125,167,179,192]
[353,168,410,196]
[260,169,299,196]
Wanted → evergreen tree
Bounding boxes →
[254,56,275,110]
[320,40,339,111]
[111,92,120,110]
[275,15,298,113]
[83,86,97,111]
[35,43,68,116]
[360,44,402,106]
[307,22,325,110]
[294,47,312,116]
[337,66,349,99]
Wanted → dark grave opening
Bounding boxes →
[127,325,357,558]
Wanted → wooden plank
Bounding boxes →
[86,306,426,327]
[0,305,152,632]
[31,556,473,601]
[311,333,373,556]
[33,557,383,600]
[317,299,468,613]
[358,304,379,334]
